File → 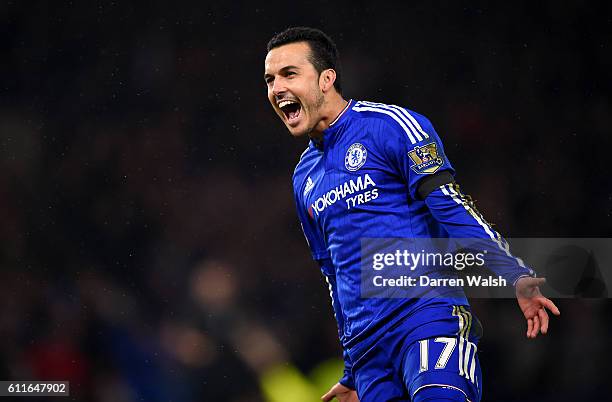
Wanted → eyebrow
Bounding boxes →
[264,65,300,80]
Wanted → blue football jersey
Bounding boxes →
[292,99,533,379]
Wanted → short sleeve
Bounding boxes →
[381,110,455,200]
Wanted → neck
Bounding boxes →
[308,94,348,140]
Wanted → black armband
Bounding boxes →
[416,170,455,200]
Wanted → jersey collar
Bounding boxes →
[328,98,353,127]
[310,99,353,151]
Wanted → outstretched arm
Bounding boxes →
[424,180,561,337]
[377,107,561,338]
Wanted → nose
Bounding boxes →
[271,78,287,97]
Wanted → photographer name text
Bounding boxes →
[372,275,507,287]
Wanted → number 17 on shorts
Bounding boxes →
[405,337,482,402]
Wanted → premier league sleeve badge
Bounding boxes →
[407,142,444,174]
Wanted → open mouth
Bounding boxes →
[278,100,302,124]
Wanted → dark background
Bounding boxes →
[1,1,611,401]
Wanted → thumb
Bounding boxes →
[322,383,349,401]
[518,276,546,288]
[321,388,336,402]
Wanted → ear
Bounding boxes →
[319,69,337,93]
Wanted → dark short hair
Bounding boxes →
[267,27,343,94]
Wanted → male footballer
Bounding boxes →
[264,27,560,402]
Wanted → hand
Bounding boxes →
[515,277,561,338]
[321,382,359,402]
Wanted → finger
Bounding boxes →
[538,308,549,334]
[532,314,540,338]
[542,298,561,315]
[321,389,336,402]
[527,318,533,338]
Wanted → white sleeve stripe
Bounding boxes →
[441,184,528,269]
[441,184,495,239]
[357,101,424,141]
[359,100,429,140]
[299,147,309,161]
[353,105,417,144]
[299,223,312,248]
[397,105,429,140]
[324,276,337,320]
[356,101,423,142]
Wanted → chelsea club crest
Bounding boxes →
[345,143,367,171]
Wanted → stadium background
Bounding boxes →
[1,1,611,401]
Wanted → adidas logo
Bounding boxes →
[304,177,315,195]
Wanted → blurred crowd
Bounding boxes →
[1,1,610,401]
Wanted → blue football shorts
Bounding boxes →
[352,324,482,401]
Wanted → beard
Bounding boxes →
[297,87,325,138]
